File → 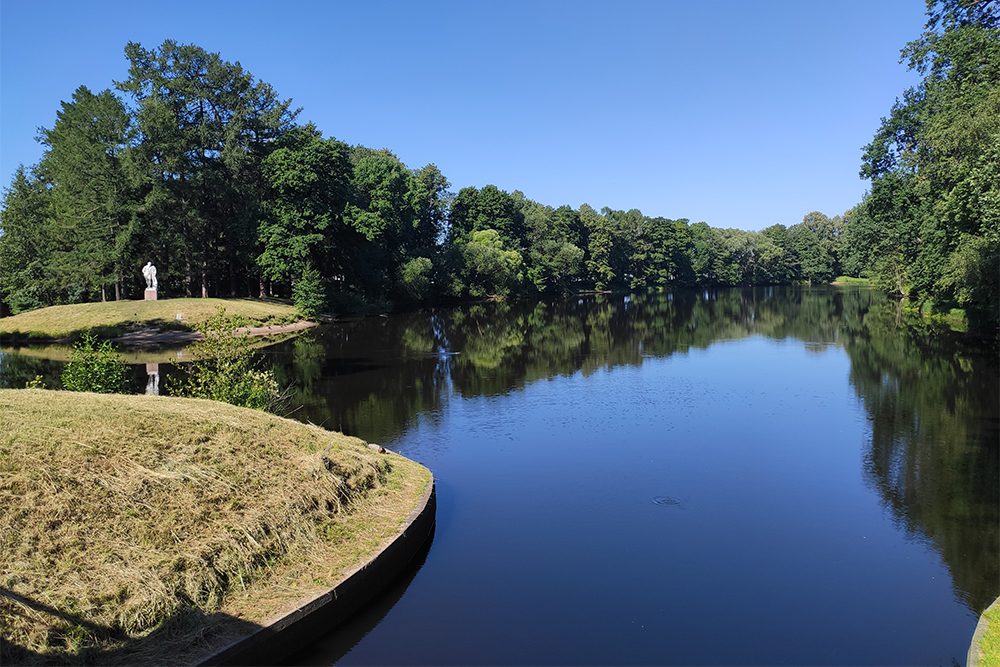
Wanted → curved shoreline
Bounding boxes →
[197,478,436,667]
[968,596,1000,667]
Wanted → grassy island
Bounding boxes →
[0,389,431,665]
[0,298,303,342]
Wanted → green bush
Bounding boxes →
[169,307,281,411]
[292,264,326,320]
[400,257,433,300]
[61,333,129,394]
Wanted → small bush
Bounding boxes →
[293,265,326,320]
[169,307,281,411]
[61,333,129,393]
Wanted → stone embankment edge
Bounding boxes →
[968,596,1000,667]
[197,477,436,667]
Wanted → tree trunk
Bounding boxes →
[259,279,268,299]
[229,247,239,296]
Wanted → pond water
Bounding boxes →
[2,286,997,665]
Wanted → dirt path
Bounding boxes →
[110,320,318,347]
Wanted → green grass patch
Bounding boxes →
[902,297,968,331]
[832,276,871,285]
[0,389,431,665]
[979,601,1000,667]
[0,298,302,341]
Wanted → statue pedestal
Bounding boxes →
[144,288,158,301]
[145,363,160,396]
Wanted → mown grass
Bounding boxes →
[0,298,301,341]
[832,276,871,285]
[0,389,431,665]
[979,601,1000,667]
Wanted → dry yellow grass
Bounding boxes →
[0,298,301,340]
[0,389,431,665]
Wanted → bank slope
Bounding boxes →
[0,389,431,665]
[0,297,302,341]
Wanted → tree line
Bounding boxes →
[848,0,999,322]
[1,0,996,322]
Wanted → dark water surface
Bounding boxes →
[2,287,997,664]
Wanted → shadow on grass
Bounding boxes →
[0,319,195,346]
[0,587,261,666]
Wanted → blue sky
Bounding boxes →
[1,0,925,231]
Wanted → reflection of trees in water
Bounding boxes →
[265,286,997,613]
[266,312,456,445]
[842,298,999,613]
[0,352,60,388]
[0,349,153,393]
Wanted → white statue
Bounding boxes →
[142,262,158,290]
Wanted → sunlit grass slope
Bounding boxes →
[0,389,431,665]
[978,600,1000,667]
[0,298,301,340]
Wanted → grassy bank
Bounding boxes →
[0,298,301,341]
[0,389,431,665]
[973,599,1000,667]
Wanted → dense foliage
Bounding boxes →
[1,3,996,322]
[61,333,129,393]
[843,0,999,321]
[168,307,281,411]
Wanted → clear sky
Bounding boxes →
[1,0,926,231]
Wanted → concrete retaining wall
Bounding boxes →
[198,479,436,666]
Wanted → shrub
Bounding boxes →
[169,307,281,411]
[292,264,326,320]
[61,333,129,393]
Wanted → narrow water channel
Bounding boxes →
[1,286,996,664]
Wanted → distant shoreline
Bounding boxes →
[0,297,308,347]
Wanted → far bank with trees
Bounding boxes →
[1,0,996,325]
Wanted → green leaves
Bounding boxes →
[258,130,352,285]
[61,333,129,394]
[852,0,1000,318]
[293,264,327,319]
[458,229,524,298]
[169,307,281,411]
[0,167,56,313]
[38,86,135,302]
[118,40,299,297]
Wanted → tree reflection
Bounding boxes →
[263,286,997,614]
[6,287,991,614]
[843,297,999,613]
[0,351,61,388]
